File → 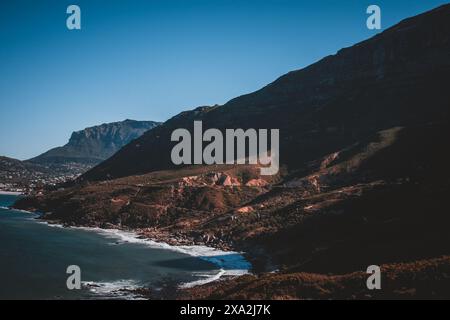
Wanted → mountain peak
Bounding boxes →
[29,119,161,166]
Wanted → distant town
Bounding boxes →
[0,157,90,195]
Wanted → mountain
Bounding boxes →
[13,5,450,299]
[29,119,160,167]
[81,4,450,182]
[1,120,160,191]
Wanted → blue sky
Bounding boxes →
[1,0,448,160]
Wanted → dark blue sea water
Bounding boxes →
[0,194,249,300]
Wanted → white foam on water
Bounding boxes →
[179,269,227,288]
[5,207,35,214]
[82,280,146,300]
[40,222,65,228]
[75,227,251,289]
[72,227,251,272]
[2,201,248,294]
[34,223,252,291]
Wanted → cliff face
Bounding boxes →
[81,4,450,182]
[28,119,160,166]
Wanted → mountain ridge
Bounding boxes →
[1,119,161,191]
[29,119,161,166]
[80,3,450,182]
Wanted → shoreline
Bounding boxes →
[4,204,252,291]
[43,222,252,289]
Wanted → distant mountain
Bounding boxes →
[28,119,160,166]
[1,120,160,191]
[81,4,450,182]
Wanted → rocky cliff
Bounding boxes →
[29,119,160,166]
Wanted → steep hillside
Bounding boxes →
[81,4,450,182]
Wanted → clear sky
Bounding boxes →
[1,0,448,160]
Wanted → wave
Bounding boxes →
[71,227,252,273]
[1,206,35,214]
[82,280,146,300]
[179,269,227,288]
[37,221,65,228]
[31,222,251,291]
[89,228,251,288]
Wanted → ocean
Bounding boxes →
[0,194,250,300]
